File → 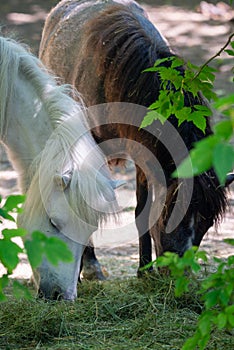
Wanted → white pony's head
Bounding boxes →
[0,35,119,300]
[18,112,119,300]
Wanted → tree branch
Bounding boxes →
[193,32,234,80]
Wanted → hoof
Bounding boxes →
[137,266,153,278]
[82,261,108,281]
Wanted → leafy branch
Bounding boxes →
[141,36,234,184]
[193,32,234,81]
[140,242,234,350]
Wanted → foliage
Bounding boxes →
[142,56,215,132]
[184,248,234,350]
[0,194,73,301]
[174,116,234,184]
[141,35,234,185]
[153,247,207,297]
[140,242,234,350]
[0,194,25,222]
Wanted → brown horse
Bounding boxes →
[39,0,233,279]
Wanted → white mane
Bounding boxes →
[0,35,85,139]
[0,35,118,228]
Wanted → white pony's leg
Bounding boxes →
[81,239,106,281]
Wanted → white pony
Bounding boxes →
[0,35,119,300]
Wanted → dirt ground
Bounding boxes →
[0,0,233,280]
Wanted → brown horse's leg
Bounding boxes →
[135,167,153,277]
[81,242,106,281]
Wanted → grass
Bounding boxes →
[0,274,233,350]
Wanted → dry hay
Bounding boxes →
[0,275,233,350]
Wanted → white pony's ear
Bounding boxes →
[110,179,126,189]
[54,172,72,191]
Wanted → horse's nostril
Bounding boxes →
[37,289,45,300]
[37,287,64,301]
[52,290,64,301]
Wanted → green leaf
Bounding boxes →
[213,143,234,184]
[227,255,234,266]
[195,250,208,262]
[225,305,234,314]
[175,107,192,125]
[172,91,185,110]
[153,56,174,67]
[12,280,32,299]
[3,195,26,213]
[24,238,44,269]
[225,49,234,56]
[148,100,160,110]
[205,289,219,309]
[214,120,233,140]
[139,260,155,272]
[182,332,201,350]
[173,135,221,178]
[24,231,47,268]
[190,260,201,273]
[227,314,234,327]
[194,104,212,115]
[31,230,48,242]
[186,105,211,132]
[2,228,27,239]
[0,292,7,302]
[175,276,189,297]
[173,147,212,178]
[142,66,158,73]
[197,332,211,350]
[140,110,166,128]
[223,238,234,246]
[0,240,23,273]
[220,288,232,306]
[0,195,26,222]
[198,312,212,336]
[213,94,234,110]
[171,57,184,68]
[159,67,183,90]
[216,312,227,329]
[0,209,15,222]
[25,231,73,268]
[199,66,217,83]
[44,237,74,266]
[188,111,207,133]
[0,275,9,301]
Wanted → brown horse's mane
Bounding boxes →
[84,5,171,106]
[84,5,210,144]
[83,4,228,225]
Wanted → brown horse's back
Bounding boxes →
[39,0,147,100]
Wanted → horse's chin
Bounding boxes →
[159,226,195,257]
[36,273,78,301]
[32,252,82,301]
[37,286,77,301]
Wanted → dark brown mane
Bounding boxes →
[84,4,171,105]
[194,169,228,223]
[84,5,211,144]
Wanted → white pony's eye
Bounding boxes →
[50,218,58,229]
